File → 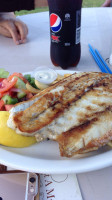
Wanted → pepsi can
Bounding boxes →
[47,0,82,69]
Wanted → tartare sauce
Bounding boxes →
[34,69,57,84]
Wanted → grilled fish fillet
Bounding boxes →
[7,72,112,156]
[57,109,112,157]
[7,72,80,135]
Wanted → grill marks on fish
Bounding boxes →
[36,85,112,140]
[36,76,112,137]
[57,109,112,157]
[7,72,112,157]
[8,72,79,132]
[11,72,112,134]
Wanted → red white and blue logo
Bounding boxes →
[50,13,62,33]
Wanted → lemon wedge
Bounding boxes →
[0,111,36,148]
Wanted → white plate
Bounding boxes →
[0,70,112,174]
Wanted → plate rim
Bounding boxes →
[0,146,112,174]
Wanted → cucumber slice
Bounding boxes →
[14,76,26,99]
[0,68,9,78]
[17,92,26,99]
[14,76,26,89]
[2,95,18,105]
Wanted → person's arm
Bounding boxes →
[0,12,28,45]
[102,0,111,7]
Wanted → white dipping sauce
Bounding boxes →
[34,69,57,84]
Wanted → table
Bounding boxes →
[0,8,112,73]
[0,7,112,200]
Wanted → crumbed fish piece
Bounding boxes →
[57,109,112,157]
[7,72,112,139]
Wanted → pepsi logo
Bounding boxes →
[50,13,62,33]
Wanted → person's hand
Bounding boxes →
[102,0,111,7]
[0,12,28,45]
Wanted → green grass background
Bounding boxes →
[15,0,105,16]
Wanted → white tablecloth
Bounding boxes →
[0,8,112,73]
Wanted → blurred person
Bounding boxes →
[0,0,47,45]
[102,0,112,7]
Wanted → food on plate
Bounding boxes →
[26,83,40,94]
[0,70,39,111]
[0,111,36,147]
[34,68,58,90]
[34,68,57,84]
[0,69,39,147]
[0,68,64,148]
[7,71,112,157]
[58,110,112,157]
[24,74,38,89]
[35,79,49,90]
[0,68,9,78]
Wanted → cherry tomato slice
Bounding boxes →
[5,104,14,111]
[0,99,4,110]
[8,72,28,83]
[0,78,17,93]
